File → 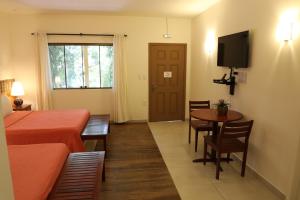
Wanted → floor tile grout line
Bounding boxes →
[212,183,228,200]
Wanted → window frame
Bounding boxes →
[48,43,114,90]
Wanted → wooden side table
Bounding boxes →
[81,115,110,155]
[13,104,32,111]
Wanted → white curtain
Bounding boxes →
[35,33,53,110]
[113,34,129,123]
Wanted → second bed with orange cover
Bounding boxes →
[9,143,70,200]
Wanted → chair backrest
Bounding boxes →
[189,100,210,112]
[189,101,210,120]
[218,120,254,146]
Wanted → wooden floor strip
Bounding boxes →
[96,123,181,200]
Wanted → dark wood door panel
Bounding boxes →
[149,43,186,122]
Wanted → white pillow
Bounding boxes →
[1,95,13,117]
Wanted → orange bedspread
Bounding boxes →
[5,109,90,152]
[9,143,69,200]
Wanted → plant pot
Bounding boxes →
[217,106,228,116]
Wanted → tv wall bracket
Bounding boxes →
[213,68,238,95]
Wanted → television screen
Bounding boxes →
[217,31,249,68]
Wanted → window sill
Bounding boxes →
[53,87,112,90]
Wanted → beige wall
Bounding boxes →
[52,89,113,115]
[288,137,300,200]
[0,13,12,79]
[7,14,191,118]
[191,0,300,196]
[9,14,38,109]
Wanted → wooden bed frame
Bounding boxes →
[0,79,14,95]
[0,79,15,102]
[48,151,105,200]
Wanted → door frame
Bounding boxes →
[148,43,187,122]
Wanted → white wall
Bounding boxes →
[191,0,300,196]
[8,14,191,119]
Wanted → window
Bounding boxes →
[49,44,114,89]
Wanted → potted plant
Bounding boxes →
[215,99,230,116]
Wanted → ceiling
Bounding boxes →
[0,0,220,17]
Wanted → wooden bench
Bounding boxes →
[48,151,105,200]
[81,115,110,152]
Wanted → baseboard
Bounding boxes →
[111,120,148,124]
[231,154,286,200]
[127,120,148,124]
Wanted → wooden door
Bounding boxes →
[149,43,186,122]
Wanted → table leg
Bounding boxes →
[102,159,106,182]
[211,121,219,158]
[103,137,107,158]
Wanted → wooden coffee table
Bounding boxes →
[81,115,110,153]
[191,109,243,163]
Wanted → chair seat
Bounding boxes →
[191,120,213,131]
[204,135,245,153]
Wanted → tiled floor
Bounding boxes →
[149,121,282,200]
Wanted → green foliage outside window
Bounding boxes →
[49,44,114,89]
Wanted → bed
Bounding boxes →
[4,109,89,152]
[9,143,105,200]
[0,79,89,152]
[9,143,69,200]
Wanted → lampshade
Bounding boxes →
[11,81,24,96]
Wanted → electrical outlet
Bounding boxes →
[237,71,247,83]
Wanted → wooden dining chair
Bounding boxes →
[189,100,213,152]
[203,120,254,179]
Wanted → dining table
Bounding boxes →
[191,108,243,163]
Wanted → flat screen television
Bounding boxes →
[217,31,249,68]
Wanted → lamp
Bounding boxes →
[204,31,216,55]
[277,9,299,42]
[11,81,24,106]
